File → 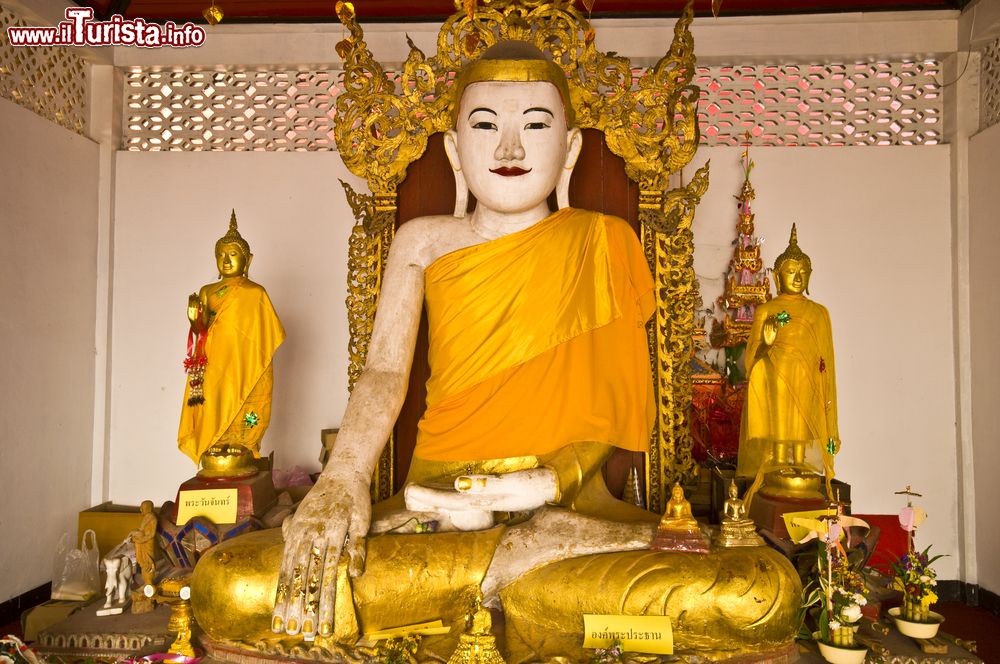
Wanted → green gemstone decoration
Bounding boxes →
[827,437,837,455]
[775,311,791,327]
[244,410,260,428]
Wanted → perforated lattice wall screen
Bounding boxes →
[124,69,340,151]
[123,59,944,151]
[981,38,1000,132]
[695,61,941,146]
[0,4,88,135]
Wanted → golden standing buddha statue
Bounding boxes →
[190,43,801,663]
[737,224,838,504]
[178,211,285,477]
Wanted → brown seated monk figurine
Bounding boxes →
[190,40,801,664]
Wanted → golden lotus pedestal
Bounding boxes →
[191,528,802,663]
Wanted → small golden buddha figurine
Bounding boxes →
[447,593,506,664]
[715,480,764,548]
[737,224,838,504]
[650,483,710,553]
[178,210,285,478]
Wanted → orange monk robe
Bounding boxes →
[415,207,655,463]
[178,278,285,464]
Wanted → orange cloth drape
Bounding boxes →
[415,208,655,462]
[178,279,285,464]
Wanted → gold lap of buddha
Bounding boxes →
[737,224,839,505]
[190,6,801,663]
[178,211,284,479]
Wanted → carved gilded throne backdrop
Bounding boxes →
[335,0,709,512]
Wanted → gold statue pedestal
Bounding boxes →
[760,466,824,501]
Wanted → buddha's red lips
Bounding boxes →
[490,166,531,177]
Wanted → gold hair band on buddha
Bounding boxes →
[453,40,575,126]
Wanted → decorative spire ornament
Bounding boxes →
[712,139,771,349]
[622,466,645,509]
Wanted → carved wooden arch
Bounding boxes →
[334,0,709,512]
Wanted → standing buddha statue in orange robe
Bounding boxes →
[178,211,285,475]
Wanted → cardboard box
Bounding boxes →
[77,502,144,559]
[21,600,86,642]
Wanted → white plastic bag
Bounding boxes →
[51,529,100,601]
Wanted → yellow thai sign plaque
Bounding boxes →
[583,614,673,655]
[176,488,239,525]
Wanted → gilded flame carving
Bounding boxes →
[335,0,707,506]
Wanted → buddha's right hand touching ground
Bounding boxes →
[271,465,371,640]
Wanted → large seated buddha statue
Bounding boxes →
[191,40,800,663]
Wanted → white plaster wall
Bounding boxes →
[691,146,960,579]
[0,98,99,601]
[109,152,360,504]
[968,123,1000,594]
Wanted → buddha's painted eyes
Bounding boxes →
[524,121,550,130]
[471,120,498,130]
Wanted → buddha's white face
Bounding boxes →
[449,80,577,214]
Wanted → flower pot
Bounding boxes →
[888,606,944,639]
[902,597,929,622]
[813,631,868,664]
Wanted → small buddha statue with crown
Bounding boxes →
[737,224,838,506]
[715,480,764,548]
[178,210,285,478]
[447,592,506,664]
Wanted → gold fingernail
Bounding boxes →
[287,618,298,633]
[302,619,313,634]
[456,477,472,491]
[319,622,332,637]
[272,616,283,632]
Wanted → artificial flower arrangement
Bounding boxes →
[890,545,942,622]
[889,486,945,631]
[794,505,871,662]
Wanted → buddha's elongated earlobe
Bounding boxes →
[444,130,469,218]
[556,128,583,210]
